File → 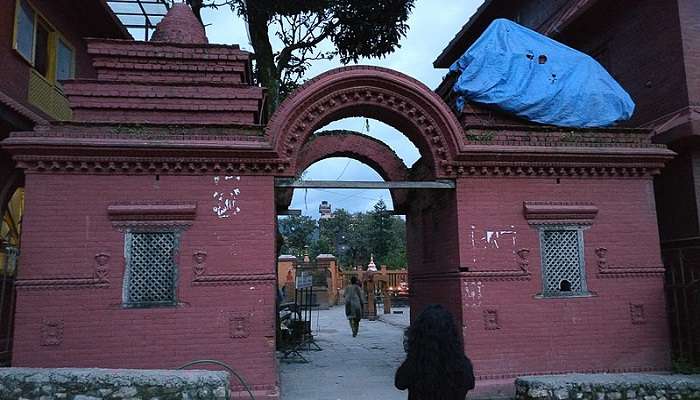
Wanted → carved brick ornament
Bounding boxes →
[41,319,64,346]
[516,248,530,272]
[483,309,501,330]
[192,250,207,276]
[229,313,250,338]
[630,303,646,324]
[94,252,110,281]
[267,66,463,178]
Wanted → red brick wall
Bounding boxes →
[455,177,671,380]
[12,173,279,396]
[406,189,463,322]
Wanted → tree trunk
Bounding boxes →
[245,3,281,121]
[187,0,204,25]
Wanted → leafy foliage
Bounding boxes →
[277,201,407,269]
[181,0,415,114]
[277,215,317,257]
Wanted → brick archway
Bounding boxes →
[267,66,464,178]
[280,130,411,211]
[297,130,408,181]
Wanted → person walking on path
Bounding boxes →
[344,276,365,337]
[395,304,475,399]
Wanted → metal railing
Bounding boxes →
[662,243,700,367]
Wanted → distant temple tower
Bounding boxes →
[367,254,378,272]
[319,201,332,219]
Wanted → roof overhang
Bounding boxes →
[433,0,601,68]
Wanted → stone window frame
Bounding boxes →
[122,228,181,308]
[107,201,196,309]
[536,224,591,298]
[523,201,598,299]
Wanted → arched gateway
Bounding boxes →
[267,66,463,178]
[1,4,677,399]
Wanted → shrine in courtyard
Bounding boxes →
[1,3,674,398]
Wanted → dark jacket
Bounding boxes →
[395,355,475,400]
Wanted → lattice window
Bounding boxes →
[123,231,179,307]
[539,227,588,297]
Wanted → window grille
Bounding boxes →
[123,231,179,307]
[539,227,587,297]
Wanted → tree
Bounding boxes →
[277,215,317,257]
[183,0,416,116]
[277,206,407,269]
[369,199,392,265]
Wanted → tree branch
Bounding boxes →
[276,20,337,76]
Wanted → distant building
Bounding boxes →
[319,200,332,219]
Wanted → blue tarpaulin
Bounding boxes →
[450,19,635,128]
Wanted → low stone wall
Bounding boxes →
[516,373,700,400]
[0,367,230,400]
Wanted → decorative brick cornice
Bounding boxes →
[596,266,666,278]
[192,273,276,287]
[448,163,662,178]
[106,201,197,231]
[16,277,109,290]
[16,253,111,291]
[524,201,598,225]
[189,251,275,286]
[461,270,532,281]
[14,157,289,175]
[3,124,290,175]
[412,269,531,282]
[594,247,665,278]
[108,202,196,224]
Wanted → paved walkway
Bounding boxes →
[279,306,410,400]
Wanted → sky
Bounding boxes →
[199,1,483,217]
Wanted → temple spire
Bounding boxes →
[150,3,208,44]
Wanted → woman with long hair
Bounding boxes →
[395,304,475,399]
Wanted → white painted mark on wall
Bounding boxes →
[212,176,242,218]
[469,225,518,266]
[464,281,483,307]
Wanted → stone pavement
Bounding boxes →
[279,306,410,400]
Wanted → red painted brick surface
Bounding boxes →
[13,173,279,396]
[150,3,208,45]
[455,177,670,380]
[64,38,261,125]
